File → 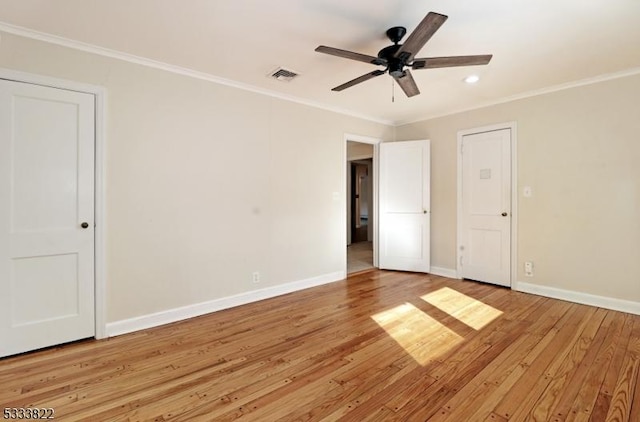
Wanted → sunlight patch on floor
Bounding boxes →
[421,287,503,330]
[371,302,463,366]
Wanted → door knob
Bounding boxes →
[501,212,508,217]
[81,222,89,229]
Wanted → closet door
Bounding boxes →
[0,79,95,357]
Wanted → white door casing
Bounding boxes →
[458,127,512,287]
[0,79,96,357]
[379,140,430,272]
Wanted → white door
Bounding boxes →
[0,79,95,357]
[379,140,430,272]
[459,128,511,286]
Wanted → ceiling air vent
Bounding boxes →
[268,67,299,82]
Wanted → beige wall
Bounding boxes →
[396,73,640,303]
[2,30,638,322]
[0,33,393,322]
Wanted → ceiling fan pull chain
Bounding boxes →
[392,78,395,103]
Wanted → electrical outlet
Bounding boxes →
[252,271,260,284]
[524,261,534,277]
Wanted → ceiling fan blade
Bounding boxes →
[412,55,493,69]
[332,70,386,92]
[394,12,448,63]
[315,45,387,66]
[393,69,420,98]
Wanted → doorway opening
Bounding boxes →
[346,138,377,274]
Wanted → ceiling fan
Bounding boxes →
[315,12,492,98]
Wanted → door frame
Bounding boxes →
[0,68,107,339]
[344,133,381,272]
[456,122,518,287]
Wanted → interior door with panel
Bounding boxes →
[459,128,511,287]
[0,79,95,357]
[379,140,430,272]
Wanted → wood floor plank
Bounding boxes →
[604,315,640,422]
[387,316,544,420]
[425,296,573,421]
[629,335,640,422]
[0,270,638,421]
[484,301,575,419]
[493,303,592,420]
[529,307,608,421]
[590,314,636,422]
[484,411,508,422]
[553,310,619,421]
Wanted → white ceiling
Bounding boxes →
[1,0,639,125]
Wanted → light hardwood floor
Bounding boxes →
[1,270,639,421]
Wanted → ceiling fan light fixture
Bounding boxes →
[464,74,480,84]
[388,61,405,78]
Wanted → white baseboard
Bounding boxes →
[430,266,458,279]
[105,271,346,337]
[515,281,640,315]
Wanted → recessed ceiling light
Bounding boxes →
[464,75,480,84]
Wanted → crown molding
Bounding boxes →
[3,21,639,129]
[0,22,393,126]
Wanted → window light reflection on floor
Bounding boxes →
[371,302,463,366]
[421,287,503,330]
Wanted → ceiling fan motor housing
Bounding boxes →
[378,44,406,77]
